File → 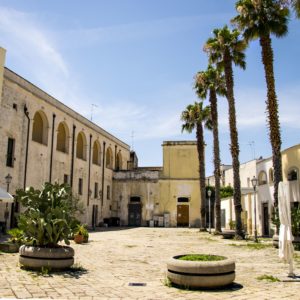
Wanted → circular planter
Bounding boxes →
[273,234,300,249]
[167,254,235,289]
[19,245,74,270]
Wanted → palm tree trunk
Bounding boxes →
[224,49,243,239]
[260,35,282,209]
[196,122,206,230]
[209,88,222,233]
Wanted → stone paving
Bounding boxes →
[0,227,299,299]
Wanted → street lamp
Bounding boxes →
[4,174,12,231]
[207,189,212,234]
[5,173,12,192]
[251,176,258,243]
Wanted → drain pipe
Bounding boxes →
[49,113,56,183]
[115,145,117,170]
[70,125,76,188]
[23,105,30,190]
[101,141,106,208]
[87,134,92,206]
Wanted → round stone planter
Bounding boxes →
[273,234,300,249]
[19,245,74,270]
[167,254,235,289]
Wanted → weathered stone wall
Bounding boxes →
[113,169,160,226]
[0,64,130,227]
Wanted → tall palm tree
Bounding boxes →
[291,0,300,17]
[232,0,289,208]
[204,25,247,239]
[181,102,211,230]
[194,65,226,234]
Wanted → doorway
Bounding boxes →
[262,203,269,236]
[128,203,141,226]
[92,205,98,229]
[177,205,189,227]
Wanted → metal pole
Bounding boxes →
[4,182,9,231]
[254,186,258,242]
[209,195,211,234]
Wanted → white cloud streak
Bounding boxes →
[0,7,68,76]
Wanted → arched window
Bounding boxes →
[106,147,113,169]
[116,151,122,170]
[258,171,267,185]
[76,132,87,160]
[92,141,101,165]
[32,111,48,145]
[269,168,274,184]
[288,167,298,181]
[56,122,69,153]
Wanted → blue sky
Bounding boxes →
[0,0,299,175]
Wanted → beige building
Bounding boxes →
[218,144,300,237]
[0,47,203,229]
[0,48,130,228]
[113,141,201,227]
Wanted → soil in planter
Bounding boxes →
[178,254,226,261]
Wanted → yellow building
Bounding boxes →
[159,141,201,227]
[113,141,201,227]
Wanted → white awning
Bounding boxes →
[0,187,14,203]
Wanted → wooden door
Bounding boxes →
[128,204,141,226]
[263,204,269,236]
[177,205,189,227]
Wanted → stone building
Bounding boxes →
[113,141,201,227]
[0,48,130,228]
[216,144,300,237]
[0,47,203,229]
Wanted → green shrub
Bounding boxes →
[7,228,25,245]
[229,220,236,230]
[16,182,84,247]
[291,206,300,237]
[220,186,234,199]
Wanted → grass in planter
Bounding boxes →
[257,274,280,282]
[178,254,225,261]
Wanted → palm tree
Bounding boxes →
[204,25,247,239]
[232,0,289,208]
[291,0,300,17]
[194,65,226,234]
[181,102,211,230]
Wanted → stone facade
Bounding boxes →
[113,141,201,227]
[0,48,130,228]
[217,144,300,236]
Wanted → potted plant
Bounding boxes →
[16,182,84,270]
[167,254,235,288]
[74,224,89,244]
[0,228,24,253]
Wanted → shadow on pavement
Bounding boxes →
[170,282,243,292]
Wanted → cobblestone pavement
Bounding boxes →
[0,227,299,299]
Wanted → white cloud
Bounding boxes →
[217,85,300,132]
[61,13,230,47]
[0,7,68,77]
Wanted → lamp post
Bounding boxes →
[4,174,12,231]
[207,189,212,234]
[251,176,258,243]
[5,173,12,193]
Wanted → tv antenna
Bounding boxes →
[131,131,135,150]
[248,141,256,160]
[91,104,98,121]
